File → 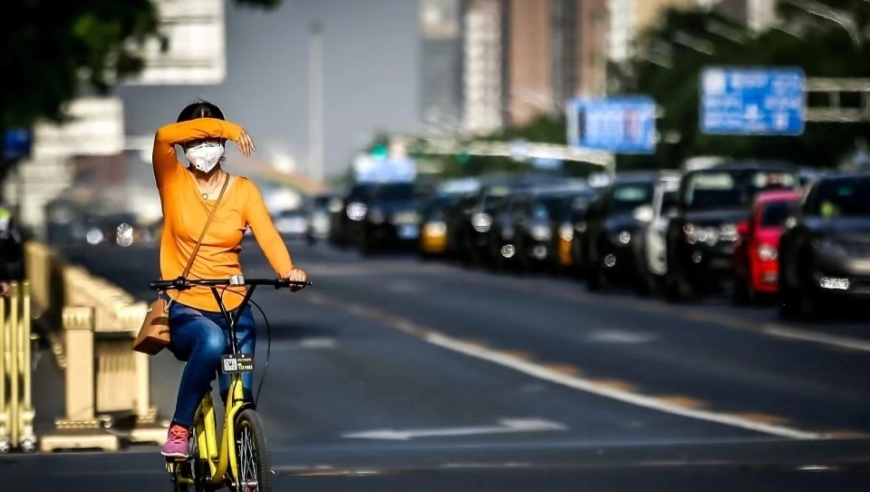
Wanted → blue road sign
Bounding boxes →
[700,67,805,135]
[3,128,32,161]
[567,96,657,154]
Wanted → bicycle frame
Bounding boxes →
[168,282,266,488]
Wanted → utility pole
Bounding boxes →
[308,22,325,185]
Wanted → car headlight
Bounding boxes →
[559,224,573,242]
[471,212,491,232]
[424,221,447,236]
[328,198,344,213]
[346,202,367,221]
[531,225,551,241]
[86,228,104,245]
[116,223,134,247]
[683,223,718,245]
[757,244,777,261]
[719,223,739,242]
[609,230,631,245]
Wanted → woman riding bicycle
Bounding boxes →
[153,100,307,458]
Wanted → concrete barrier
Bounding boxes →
[23,241,165,452]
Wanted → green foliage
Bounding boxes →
[618,4,870,170]
[0,0,284,173]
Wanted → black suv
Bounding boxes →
[778,172,870,319]
[581,172,659,291]
[664,161,799,301]
[358,182,422,255]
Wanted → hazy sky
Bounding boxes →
[116,0,420,179]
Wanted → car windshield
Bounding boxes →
[805,176,870,218]
[532,196,570,219]
[759,200,795,227]
[373,183,415,201]
[482,185,511,212]
[683,169,797,210]
[609,182,653,214]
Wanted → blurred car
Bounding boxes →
[664,161,799,301]
[731,189,800,305]
[333,183,379,248]
[778,172,870,319]
[419,178,481,259]
[486,189,532,272]
[273,208,309,239]
[557,187,598,272]
[305,193,339,244]
[73,212,140,247]
[581,172,660,292]
[631,171,682,296]
[358,182,422,255]
[516,185,590,273]
[451,178,514,267]
[419,193,459,258]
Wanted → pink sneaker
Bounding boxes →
[161,424,189,458]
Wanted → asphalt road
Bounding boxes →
[9,240,870,492]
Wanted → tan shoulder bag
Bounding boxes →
[133,175,230,355]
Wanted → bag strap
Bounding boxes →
[181,174,230,278]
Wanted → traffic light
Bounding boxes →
[456,151,471,164]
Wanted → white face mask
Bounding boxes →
[185,142,225,173]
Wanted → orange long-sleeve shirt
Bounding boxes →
[152,118,293,312]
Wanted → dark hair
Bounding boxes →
[176,100,225,123]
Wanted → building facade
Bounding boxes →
[715,0,776,32]
[462,0,505,134]
[607,0,695,62]
[420,0,465,131]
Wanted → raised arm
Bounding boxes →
[152,118,243,189]
[243,180,294,276]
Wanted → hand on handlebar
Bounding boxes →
[282,267,308,292]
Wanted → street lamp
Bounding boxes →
[308,22,324,184]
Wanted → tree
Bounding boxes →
[0,0,284,183]
[618,4,870,170]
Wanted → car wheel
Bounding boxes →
[733,277,752,306]
[664,268,696,302]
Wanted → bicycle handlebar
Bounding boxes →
[150,276,312,291]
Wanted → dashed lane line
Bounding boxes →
[304,293,830,441]
[437,270,870,354]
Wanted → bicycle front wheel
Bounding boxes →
[233,409,272,492]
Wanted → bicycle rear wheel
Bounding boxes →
[233,409,272,492]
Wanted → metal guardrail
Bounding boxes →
[23,241,166,453]
[0,282,36,453]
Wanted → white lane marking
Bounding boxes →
[420,332,822,440]
[761,324,870,353]
[305,293,828,440]
[587,330,658,344]
[297,337,337,349]
[342,418,566,440]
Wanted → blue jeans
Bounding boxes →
[166,300,256,428]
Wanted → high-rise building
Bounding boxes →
[125,0,227,85]
[503,0,609,126]
[578,0,609,97]
[607,0,695,62]
[505,0,552,126]
[462,0,505,134]
[420,0,465,130]
[714,0,776,32]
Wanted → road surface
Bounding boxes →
[9,242,870,492]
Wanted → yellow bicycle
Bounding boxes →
[151,275,311,492]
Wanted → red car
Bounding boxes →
[732,189,801,304]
